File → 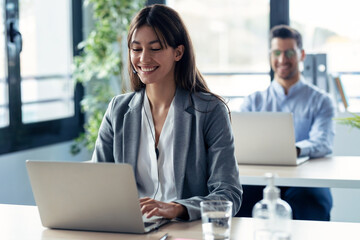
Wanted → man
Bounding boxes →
[237,25,335,220]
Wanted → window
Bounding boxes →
[0,0,83,154]
[167,0,271,111]
[290,0,360,112]
[19,0,75,123]
[0,0,8,128]
[167,0,360,112]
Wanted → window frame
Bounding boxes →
[0,0,84,154]
[164,0,289,95]
[0,0,293,154]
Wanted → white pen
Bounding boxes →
[159,233,168,240]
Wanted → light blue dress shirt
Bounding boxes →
[240,77,335,158]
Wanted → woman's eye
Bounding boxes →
[132,48,142,52]
[151,48,161,51]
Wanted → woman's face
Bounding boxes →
[129,25,184,86]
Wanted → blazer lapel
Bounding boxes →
[173,87,193,198]
[123,89,144,174]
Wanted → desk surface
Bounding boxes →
[1,204,360,240]
[238,156,360,188]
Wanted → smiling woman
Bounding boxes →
[129,26,184,87]
[92,4,242,221]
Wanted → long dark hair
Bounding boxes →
[127,4,229,114]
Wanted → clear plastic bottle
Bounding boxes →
[252,173,292,240]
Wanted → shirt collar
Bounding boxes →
[271,76,305,98]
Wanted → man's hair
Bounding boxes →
[270,25,303,49]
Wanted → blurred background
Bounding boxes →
[1,0,359,222]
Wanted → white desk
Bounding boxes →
[1,204,360,240]
[238,156,360,188]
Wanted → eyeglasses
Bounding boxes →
[270,49,298,59]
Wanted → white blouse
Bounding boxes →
[136,91,177,202]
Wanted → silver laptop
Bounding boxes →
[26,161,169,233]
[231,112,309,166]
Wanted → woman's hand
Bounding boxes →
[139,197,188,219]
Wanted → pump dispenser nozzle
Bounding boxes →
[263,173,280,201]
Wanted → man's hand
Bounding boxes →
[139,197,188,219]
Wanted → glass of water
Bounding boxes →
[200,200,233,240]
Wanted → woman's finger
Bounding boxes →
[139,197,152,203]
[141,200,160,214]
[145,207,160,218]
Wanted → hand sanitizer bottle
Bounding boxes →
[252,173,292,240]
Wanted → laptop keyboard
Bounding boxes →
[144,222,156,228]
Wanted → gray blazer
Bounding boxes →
[92,87,243,221]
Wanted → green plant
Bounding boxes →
[335,112,360,130]
[71,0,145,155]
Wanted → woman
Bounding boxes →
[92,4,242,221]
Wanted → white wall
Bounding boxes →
[330,115,360,222]
[0,141,91,205]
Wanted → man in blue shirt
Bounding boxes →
[237,25,335,220]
